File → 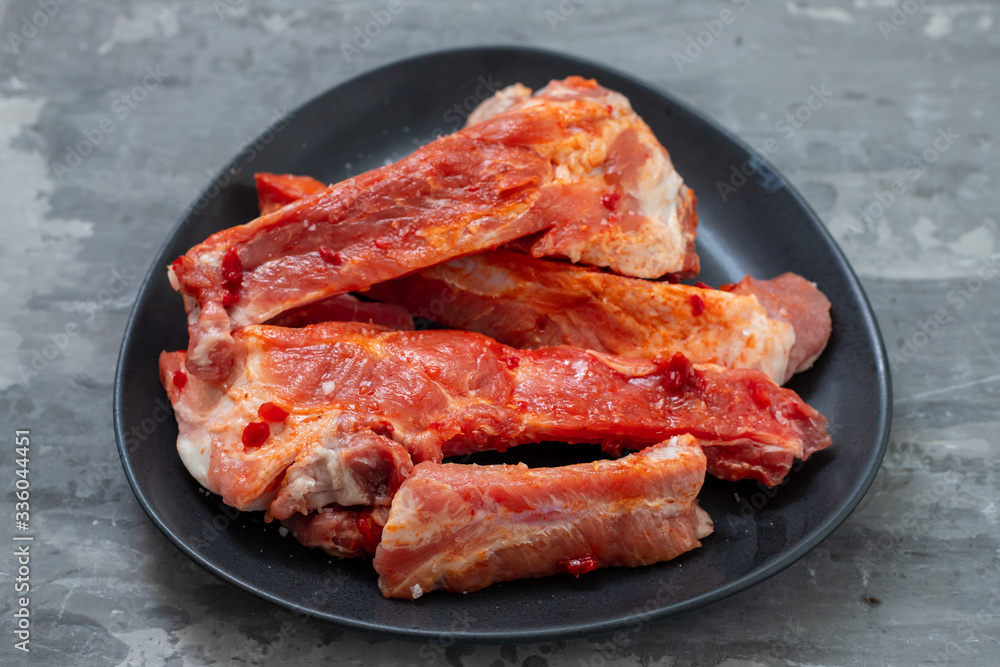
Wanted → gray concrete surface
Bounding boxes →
[1,0,998,665]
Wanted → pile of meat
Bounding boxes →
[160,76,832,600]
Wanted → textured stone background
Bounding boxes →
[1,0,998,665]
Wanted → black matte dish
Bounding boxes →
[114,47,891,643]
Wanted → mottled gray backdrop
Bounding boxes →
[1,0,998,665]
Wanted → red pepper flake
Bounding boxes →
[749,382,771,409]
[559,555,599,577]
[356,510,383,554]
[695,281,713,290]
[220,248,243,307]
[601,191,620,211]
[466,185,480,192]
[688,293,706,316]
[258,402,289,422]
[606,104,614,114]
[241,421,270,450]
[172,370,187,390]
[221,248,243,290]
[659,352,694,393]
[318,245,342,265]
[505,356,520,370]
[170,255,185,273]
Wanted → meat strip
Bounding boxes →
[172,76,697,382]
[374,436,713,599]
[726,274,832,376]
[257,179,826,384]
[365,250,799,383]
[159,322,831,517]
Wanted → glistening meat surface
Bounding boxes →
[172,76,697,382]
[366,250,801,383]
[463,77,699,278]
[159,322,831,521]
[255,172,329,215]
[374,436,713,599]
[727,273,832,376]
[171,135,554,383]
[255,179,827,384]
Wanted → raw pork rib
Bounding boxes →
[171,75,697,382]
[254,175,416,332]
[374,436,713,599]
[726,274,832,377]
[159,322,830,519]
[462,77,698,278]
[171,136,553,382]
[366,250,809,383]
[255,180,828,383]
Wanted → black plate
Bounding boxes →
[114,47,891,643]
